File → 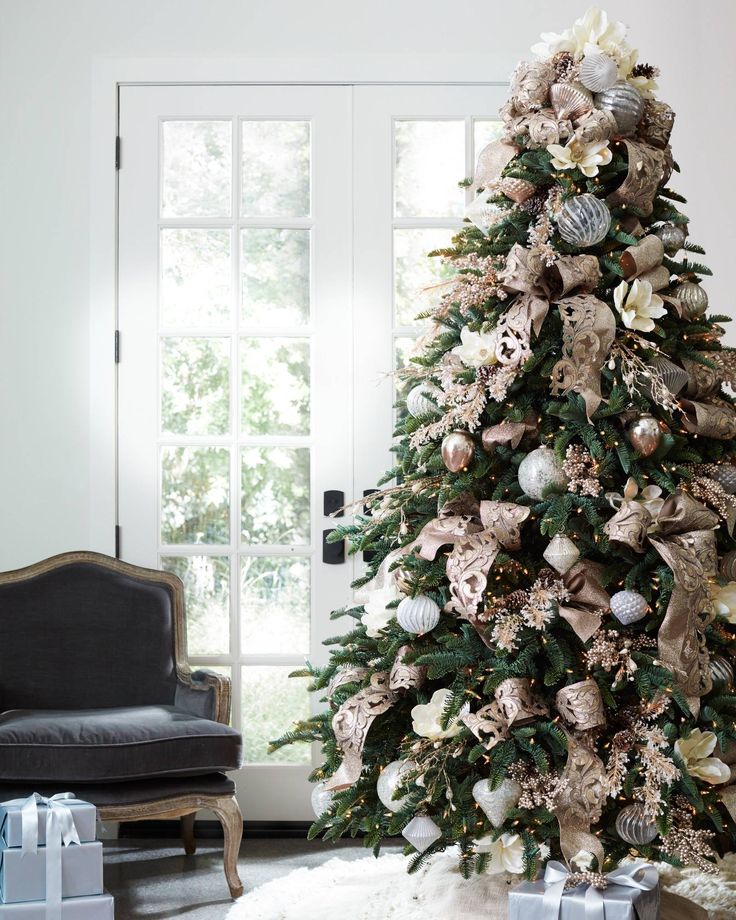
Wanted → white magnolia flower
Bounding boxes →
[605,477,664,521]
[546,138,612,177]
[532,7,630,62]
[451,326,497,368]
[360,583,401,638]
[475,833,525,875]
[613,279,667,333]
[712,582,736,623]
[411,688,464,740]
[675,729,731,785]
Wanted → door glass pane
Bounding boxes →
[161,337,230,436]
[241,121,311,218]
[161,555,230,656]
[160,229,231,328]
[241,556,310,654]
[240,337,310,436]
[161,446,230,545]
[241,229,310,328]
[394,227,456,326]
[394,120,465,218]
[161,120,232,218]
[473,119,504,157]
[241,447,310,545]
[241,666,311,764]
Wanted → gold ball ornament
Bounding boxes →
[626,415,663,457]
[676,282,708,320]
[441,431,475,472]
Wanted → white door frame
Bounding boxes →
[90,59,506,553]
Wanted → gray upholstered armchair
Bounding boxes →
[0,551,244,898]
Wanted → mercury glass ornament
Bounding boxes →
[616,804,658,845]
[406,384,442,418]
[472,778,521,829]
[610,590,648,625]
[594,81,645,136]
[710,655,734,689]
[377,760,416,813]
[556,194,611,248]
[396,595,441,635]
[311,782,334,819]
[543,534,580,574]
[499,177,536,204]
[627,414,662,457]
[517,446,568,500]
[676,282,709,320]
[712,465,736,495]
[721,551,736,582]
[441,431,475,472]
[655,222,687,256]
[579,52,618,93]
[402,815,442,852]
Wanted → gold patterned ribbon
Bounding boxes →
[554,731,607,871]
[604,492,718,714]
[680,398,736,440]
[607,138,666,216]
[461,677,548,750]
[557,562,610,643]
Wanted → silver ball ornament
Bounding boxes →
[441,431,475,472]
[655,222,687,256]
[616,804,658,845]
[472,778,521,828]
[594,81,645,136]
[377,760,416,813]
[627,415,663,457]
[610,590,648,625]
[710,655,734,689]
[406,384,442,418]
[676,282,708,320]
[402,815,442,852]
[396,595,441,635]
[311,781,334,818]
[517,447,568,500]
[556,194,611,248]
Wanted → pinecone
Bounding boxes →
[520,193,546,216]
[631,62,660,80]
[552,51,576,82]
[504,588,530,612]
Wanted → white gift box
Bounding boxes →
[0,892,114,919]
[0,842,103,904]
[0,802,96,850]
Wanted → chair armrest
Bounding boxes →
[175,668,231,724]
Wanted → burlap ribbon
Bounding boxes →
[470,138,519,193]
[554,731,608,871]
[557,562,610,643]
[604,492,718,714]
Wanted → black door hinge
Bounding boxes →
[115,136,121,170]
[114,330,120,363]
[115,525,121,559]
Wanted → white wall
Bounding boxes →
[1,0,734,569]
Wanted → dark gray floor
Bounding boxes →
[104,837,402,919]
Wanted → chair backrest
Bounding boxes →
[0,552,185,711]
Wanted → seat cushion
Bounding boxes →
[0,706,243,783]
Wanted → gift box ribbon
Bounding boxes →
[542,860,658,920]
[2,793,82,920]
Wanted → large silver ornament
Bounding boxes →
[579,53,618,93]
[396,595,440,635]
[406,384,442,418]
[377,760,416,813]
[627,415,662,457]
[311,781,334,818]
[472,777,521,828]
[616,804,658,845]
[610,590,648,625]
[676,282,709,320]
[710,655,734,689]
[556,194,611,248]
[711,465,736,495]
[594,81,645,136]
[655,222,687,256]
[402,815,442,852]
[441,431,475,472]
[517,446,568,500]
[543,534,580,574]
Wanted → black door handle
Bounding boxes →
[323,529,345,564]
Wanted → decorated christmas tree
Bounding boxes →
[275,7,736,883]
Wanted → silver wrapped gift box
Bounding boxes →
[0,800,96,850]
[0,892,114,919]
[509,861,660,920]
[0,841,103,904]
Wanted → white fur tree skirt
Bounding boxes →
[227,851,736,920]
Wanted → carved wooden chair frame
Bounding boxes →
[0,551,244,899]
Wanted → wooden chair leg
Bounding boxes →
[211,795,244,899]
[181,812,197,856]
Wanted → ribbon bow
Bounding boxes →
[558,562,610,643]
[604,491,719,714]
[542,860,658,920]
[2,793,82,920]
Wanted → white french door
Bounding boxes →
[117,82,505,821]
